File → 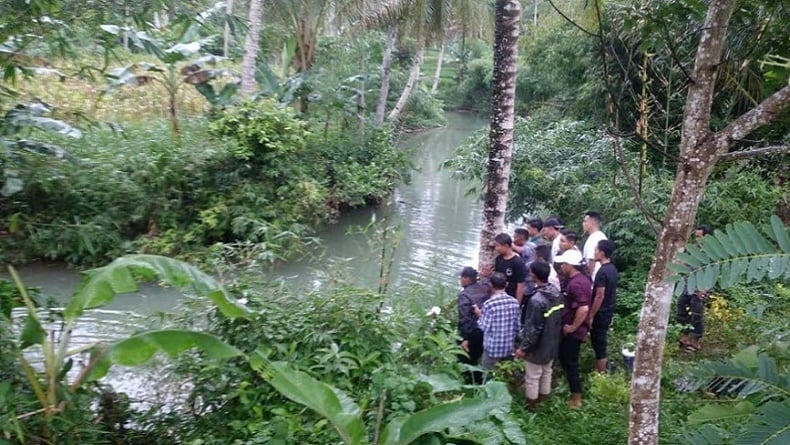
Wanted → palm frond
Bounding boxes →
[687,350,790,399]
[683,347,790,445]
[670,216,790,296]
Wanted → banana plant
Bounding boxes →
[9,254,249,441]
[0,100,82,197]
[250,351,526,445]
[102,8,239,141]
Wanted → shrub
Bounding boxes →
[152,283,468,444]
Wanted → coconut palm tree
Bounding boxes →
[241,0,264,95]
[364,0,452,123]
[478,0,521,268]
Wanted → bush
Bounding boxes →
[150,283,466,444]
[1,104,410,266]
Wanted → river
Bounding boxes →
[6,112,487,404]
[9,112,487,304]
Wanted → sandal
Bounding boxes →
[682,344,701,353]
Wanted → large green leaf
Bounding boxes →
[19,315,45,350]
[682,424,728,445]
[688,401,756,424]
[379,397,506,445]
[65,254,250,322]
[86,329,242,381]
[251,353,368,445]
[738,401,790,445]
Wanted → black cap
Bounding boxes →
[544,216,564,229]
[459,266,478,278]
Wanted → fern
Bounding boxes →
[669,215,790,296]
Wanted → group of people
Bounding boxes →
[457,212,619,410]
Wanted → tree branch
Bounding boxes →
[545,0,598,37]
[712,83,790,152]
[719,145,790,161]
[609,128,663,235]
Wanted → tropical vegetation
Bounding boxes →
[1,0,789,444]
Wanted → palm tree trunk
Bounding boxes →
[430,39,446,95]
[241,0,264,96]
[223,0,234,57]
[478,0,520,269]
[375,26,397,126]
[387,46,424,123]
[458,25,466,83]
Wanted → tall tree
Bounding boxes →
[241,0,264,95]
[223,0,234,57]
[429,36,445,95]
[386,46,424,121]
[374,25,398,126]
[627,1,790,443]
[478,0,521,268]
[374,0,451,123]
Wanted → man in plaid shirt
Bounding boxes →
[474,272,521,369]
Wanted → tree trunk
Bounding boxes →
[458,25,466,83]
[478,0,521,269]
[374,26,397,126]
[386,46,424,123]
[430,39,445,95]
[223,0,234,58]
[627,1,790,443]
[241,0,264,96]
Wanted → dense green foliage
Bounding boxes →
[0,107,409,265]
[2,0,790,444]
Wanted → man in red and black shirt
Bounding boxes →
[555,249,592,409]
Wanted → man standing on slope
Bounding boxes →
[542,216,564,263]
[589,240,618,373]
[483,233,527,303]
[555,249,592,409]
[457,266,491,382]
[515,262,564,411]
[582,211,608,280]
[474,272,521,370]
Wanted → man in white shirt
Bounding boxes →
[582,211,608,279]
[542,216,564,263]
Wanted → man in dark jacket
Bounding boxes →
[457,267,490,382]
[515,262,564,411]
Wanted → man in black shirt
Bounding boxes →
[483,233,527,303]
[589,239,618,373]
[457,266,491,374]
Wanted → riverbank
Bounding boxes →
[0,102,413,269]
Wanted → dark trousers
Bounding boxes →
[590,311,614,360]
[677,293,705,338]
[458,329,484,384]
[559,336,583,394]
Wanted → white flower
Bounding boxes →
[237,298,249,305]
[426,306,441,317]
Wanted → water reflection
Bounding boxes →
[274,112,486,292]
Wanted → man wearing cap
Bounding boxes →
[554,249,592,409]
[542,216,564,263]
[457,267,491,377]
